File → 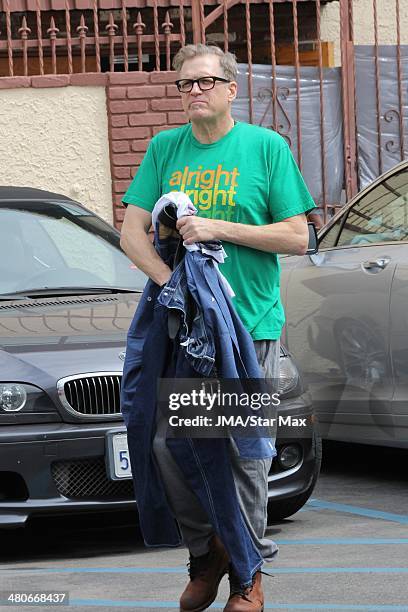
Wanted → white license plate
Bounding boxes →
[106,432,132,480]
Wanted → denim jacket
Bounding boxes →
[121,207,276,586]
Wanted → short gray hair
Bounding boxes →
[172,44,238,81]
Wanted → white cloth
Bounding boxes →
[152,192,235,297]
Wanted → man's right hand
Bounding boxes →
[120,205,173,286]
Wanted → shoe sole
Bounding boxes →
[180,565,229,612]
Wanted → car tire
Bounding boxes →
[267,428,322,522]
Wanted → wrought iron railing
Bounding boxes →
[0,0,191,76]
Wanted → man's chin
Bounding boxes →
[187,110,212,122]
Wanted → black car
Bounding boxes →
[0,187,320,529]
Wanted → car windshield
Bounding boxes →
[0,201,147,296]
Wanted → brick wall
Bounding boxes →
[107,71,186,228]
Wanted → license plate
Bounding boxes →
[106,431,132,480]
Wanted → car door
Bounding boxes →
[282,166,408,444]
[385,168,408,446]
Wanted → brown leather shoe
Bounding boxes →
[180,535,229,612]
[223,569,264,612]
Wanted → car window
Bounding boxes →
[38,216,119,282]
[19,213,66,269]
[337,169,408,247]
[0,205,147,294]
[318,215,344,249]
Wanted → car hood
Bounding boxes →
[0,293,140,383]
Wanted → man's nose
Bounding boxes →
[190,81,202,95]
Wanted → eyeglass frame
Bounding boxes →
[175,76,231,93]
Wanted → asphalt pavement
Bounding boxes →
[1,441,408,612]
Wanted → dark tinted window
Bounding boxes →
[338,169,408,247]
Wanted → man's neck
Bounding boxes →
[191,116,235,144]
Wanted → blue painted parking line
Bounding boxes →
[275,538,408,545]
[55,599,408,610]
[306,499,408,524]
[2,567,408,575]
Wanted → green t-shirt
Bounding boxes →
[122,121,315,340]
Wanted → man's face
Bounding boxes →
[177,54,237,124]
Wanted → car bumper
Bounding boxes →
[0,391,317,528]
[0,422,136,529]
[268,392,319,501]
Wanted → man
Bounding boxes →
[120,44,315,612]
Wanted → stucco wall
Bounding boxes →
[321,0,408,66]
[0,85,113,223]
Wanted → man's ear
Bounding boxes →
[227,80,238,102]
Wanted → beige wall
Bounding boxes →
[321,0,408,66]
[0,86,113,223]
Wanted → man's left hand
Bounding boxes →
[176,216,219,245]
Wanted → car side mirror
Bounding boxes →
[306,222,319,255]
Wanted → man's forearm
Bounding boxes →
[176,213,309,255]
[214,219,308,255]
[120,230,172,286]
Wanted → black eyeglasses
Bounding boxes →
[175,76,231,93]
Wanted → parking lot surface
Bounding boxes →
[1,441,408,611]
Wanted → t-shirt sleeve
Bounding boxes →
[121,138,160,212]
[268,141,316,223]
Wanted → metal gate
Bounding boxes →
[0,0,407,219]
[341,0,407,197]
[198,0,408,220]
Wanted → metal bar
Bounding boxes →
[78,379,85,412]
[245,0,253,124]
[120,0,128,72]
[0,32,182,51]
[4,0,314,11]
[223,0,228,53]
[91,376,101,414]
[179,0,185,47]
[191,0,202,44]
[373,0,382,175]
[36,0,44,75]
[47,16,58,74]
[340,0,358,200]
[111,376,118,414]
[105,376,113,414]
[134,12,145,71]
[18,16,30,77]
[199,0,205,43]
[100,376,108,414]
[107,11,116,72]
[166,31,171,71]
[85,378,92,414]
[316,0,327,220]
[95,376,102,414]
[65,0,73,74]
[268,0,277,131]
[204,0,240,30]
[153,0,160,71]
[65,383,72,407]
[396,0,405,161]
[72,380,79,410]
[349,0,358,195]
[162,11,173,71]
[5,0,14,76]
[78,13,88,73]
[93,0,101,72]
[292,0,302,170]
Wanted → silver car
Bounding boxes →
[280,160,408,449]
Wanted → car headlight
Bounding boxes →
[278,352,301,397]
[0,383,60,423]
[0,384,27,412]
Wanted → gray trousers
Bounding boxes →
[152,340,280,561]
